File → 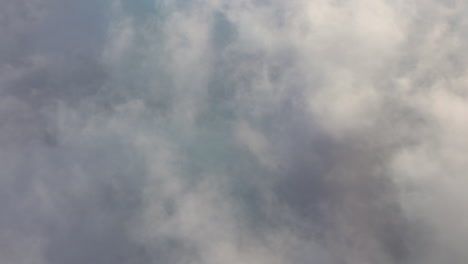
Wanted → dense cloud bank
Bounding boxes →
[1,0,468,263]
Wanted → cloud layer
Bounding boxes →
[1,0,468,263]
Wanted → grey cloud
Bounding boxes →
[2,0,468,264]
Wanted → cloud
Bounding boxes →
[1,0,468,263]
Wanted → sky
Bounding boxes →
[1,0,468,263]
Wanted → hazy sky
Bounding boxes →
[1,0,468,263]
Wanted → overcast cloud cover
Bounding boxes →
[1,0,468,263]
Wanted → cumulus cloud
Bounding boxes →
[1,0,468,263]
